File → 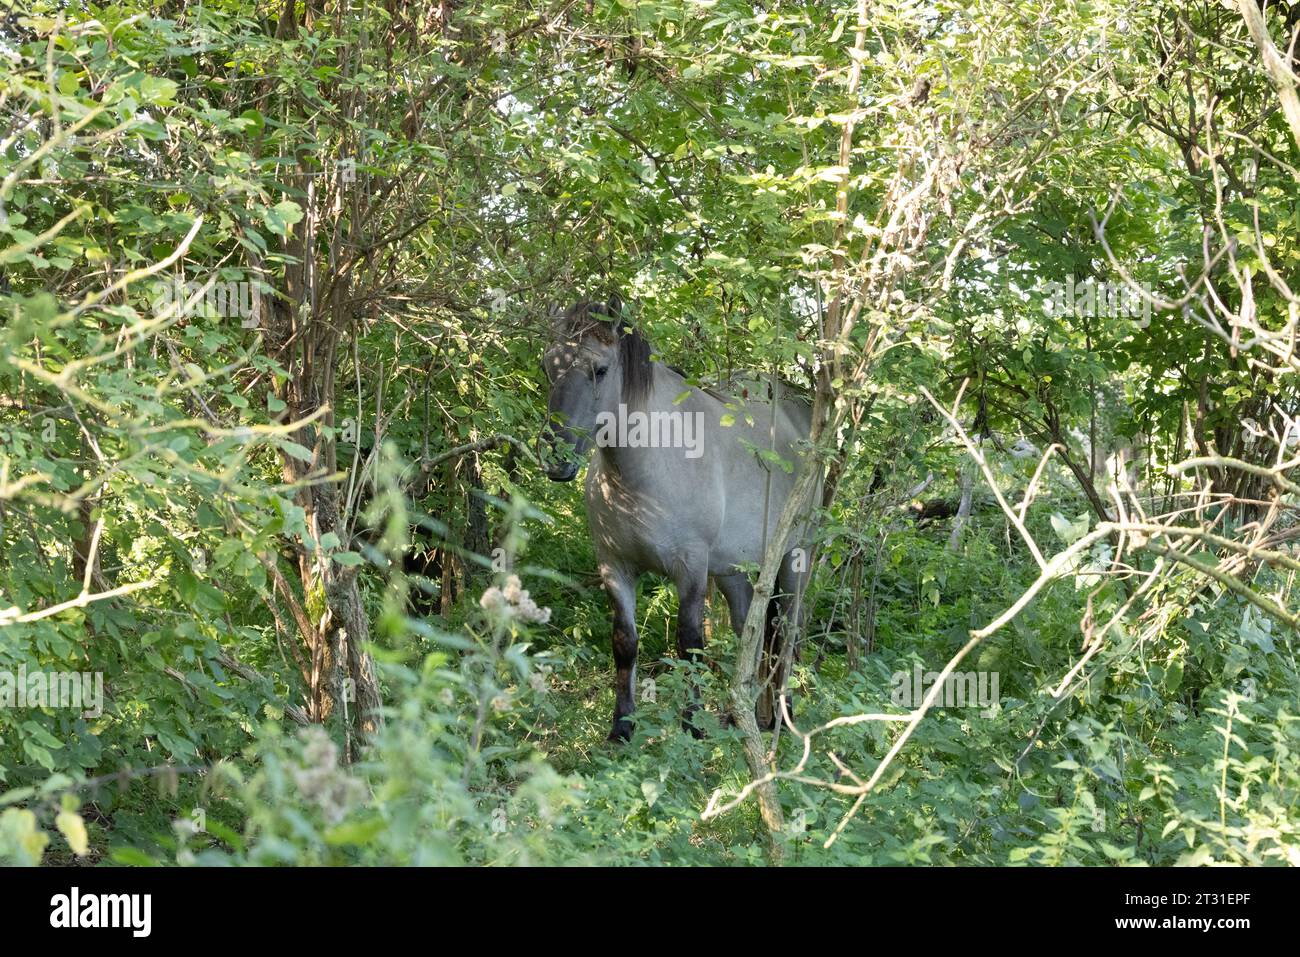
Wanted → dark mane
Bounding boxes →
[619,325,653,405]
[560,300,654,406]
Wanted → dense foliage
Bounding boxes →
[1,0,1298,865]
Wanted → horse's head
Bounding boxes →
[538,294,650,482]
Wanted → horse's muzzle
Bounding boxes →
[545,460,579,482]
[538,424,581,482]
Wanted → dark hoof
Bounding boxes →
[607,718,634,743]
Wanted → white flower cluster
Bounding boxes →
[479,574,552,624]
[292,727,367,824]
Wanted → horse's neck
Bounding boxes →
[596,363,709,478]
[611,360,686,415]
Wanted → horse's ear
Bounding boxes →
[547,301,566,334]
[605,293,630,336]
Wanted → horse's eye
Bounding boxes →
[594,365,609,380]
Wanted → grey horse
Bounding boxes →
[539,296,815,741]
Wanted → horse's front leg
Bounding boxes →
[675,568,709,739]
[603,566,640,742]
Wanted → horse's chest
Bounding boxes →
[585,461,717,573]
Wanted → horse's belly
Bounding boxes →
[710,471,819,576]
[707,541,762,577]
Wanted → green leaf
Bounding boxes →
[278,440,314,463]
[55,811,89,856]
[262,201,304,238]
[323,815,386,846]
[0,808,48,865]
[1049,512,1089,545]
[109,846,159,867]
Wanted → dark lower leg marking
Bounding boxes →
[609,619,637,741]
[677,582,707,738]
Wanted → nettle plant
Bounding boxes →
[152,483,588,867]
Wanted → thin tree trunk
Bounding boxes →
[948,441,978,551]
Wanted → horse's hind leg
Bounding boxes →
[756,592,786,731]
[603,566,640,742]
[772,549,810,728]
[757,550,811,730]
[714,574,752,730]
[716,572,795,732]
[674,564,709,739]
